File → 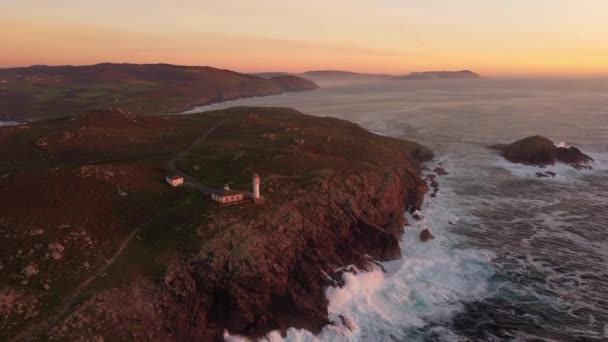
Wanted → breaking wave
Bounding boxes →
[226,159,496,341]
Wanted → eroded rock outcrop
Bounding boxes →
[180,167,430,340]
[420,228,435,242]
[491,135,593,170]
[556,146,594,170]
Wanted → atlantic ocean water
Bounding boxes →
[190,78,608,341]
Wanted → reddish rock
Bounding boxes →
[433,167,449,176]
[420,228,435,242]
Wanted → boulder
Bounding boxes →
[48,242,64,253]
[501,135,556,165]
[420,228,435,242]
[556,146,594,170]
[492,135,593,170]
[433,167,449,176]
[21,264,39,278]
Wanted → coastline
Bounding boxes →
[20,107,435,341]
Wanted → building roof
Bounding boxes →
[166,175,184,180]
[214,189,243,197]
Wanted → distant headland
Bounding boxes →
[0,63,319,121]
[254,69,482,82]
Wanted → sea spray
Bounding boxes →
[225,159,495,341]
[217,78,608,340]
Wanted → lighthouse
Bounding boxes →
[253,173,260,199]
[252,173,265,204]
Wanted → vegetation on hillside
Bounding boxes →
[0,63,318,121]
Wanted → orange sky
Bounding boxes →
[1,0,607,76]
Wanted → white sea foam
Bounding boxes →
[218,79,608,340]
[225,159,495,342]
[491,156,598,183]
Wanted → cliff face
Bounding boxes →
[5,107,431,341]
[165,109,431,340]
[174,166,429,340]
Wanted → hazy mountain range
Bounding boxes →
[254,69,481,82]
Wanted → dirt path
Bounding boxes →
[13,120,227,341]
[165,118,228,194]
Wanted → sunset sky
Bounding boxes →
[1,0,607,76]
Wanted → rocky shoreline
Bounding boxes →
[180,164,432,340]
[21,107,435,341]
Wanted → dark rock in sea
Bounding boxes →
[556,146,594,170]
[491,135,593,170]
[433,166,449,176]
[502,135,556,165]
[420,228,435,242]
[412,210,424,221]
[339,315,356,332]
[536,171,557,178]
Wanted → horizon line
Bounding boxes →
[1,61,608,79]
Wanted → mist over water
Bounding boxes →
[196,79,608,341]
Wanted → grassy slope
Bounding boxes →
[0,107,430,340]
[0,64,318,121]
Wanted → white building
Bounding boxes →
[165,175,184,187]
[211,183,244,204]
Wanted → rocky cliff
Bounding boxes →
[1,107,432,341]
[178,164,429,339]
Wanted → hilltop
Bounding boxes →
[0,63,318,121]
[0,106,432,341]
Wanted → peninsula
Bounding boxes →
[0,106,432,341]
[0,64,319,121]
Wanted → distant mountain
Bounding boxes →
[269,75,318,92]
[0,63,319,120]
[394,70,481,80]
[253,69,481,82]
[252,70,391,82]
[252,72,294,78]
[300,70,392,81]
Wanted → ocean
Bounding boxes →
[190,78,608,341]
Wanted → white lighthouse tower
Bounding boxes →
[252,173,265,204]
[253,173,260,199]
